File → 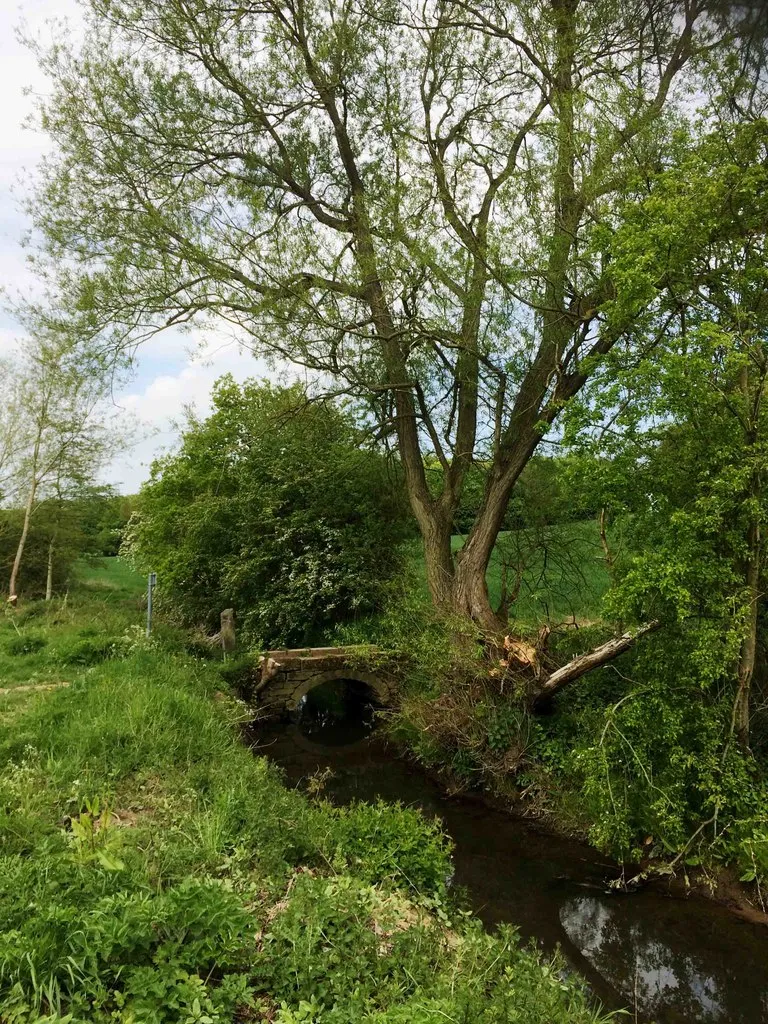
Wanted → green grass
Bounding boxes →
[411,519,613,626]
[0,558,145,691]
[0,570,614,1024]
[482,520,612,624]
[75,554,146,597]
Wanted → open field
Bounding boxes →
[0,558,145,691]
[75,555,147,596]
[411,518,614,626]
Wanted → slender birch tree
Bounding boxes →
[5,336,127,602]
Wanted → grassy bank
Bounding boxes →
[0,560,613,1024]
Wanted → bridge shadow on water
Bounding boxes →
[293,677,380,746]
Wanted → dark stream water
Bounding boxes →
[251,680,768,1024]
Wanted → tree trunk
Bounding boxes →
[452,505,507,631]
[452,434,542,628]
[422,517,456,610]
[45,537,55,601]
[732,362,762,753]
[734,518,760,751]
[451,558,497,630]
[8,477,38,602]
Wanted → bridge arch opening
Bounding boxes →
[291,671,385,746]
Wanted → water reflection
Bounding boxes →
[294,678,378,745]
[253,721,768,1024]
[560,894,768,1023]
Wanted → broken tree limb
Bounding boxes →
[532,620,662,706]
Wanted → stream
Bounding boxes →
[251,679,768,1024]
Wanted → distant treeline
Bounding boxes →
[0,490,136,599]
[427,454,599,536]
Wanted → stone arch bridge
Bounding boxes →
[255,646,399,715]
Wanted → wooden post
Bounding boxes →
[221,608,236,659]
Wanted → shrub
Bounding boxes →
[5,633,48,656]
[15,603,47,625]
[218,655,260,699]
[57,635,119,666]
[125,377,413,647]
[327,799,452,895]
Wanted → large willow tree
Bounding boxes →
[28,0,764,628]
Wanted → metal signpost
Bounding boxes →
[146,572,157,638]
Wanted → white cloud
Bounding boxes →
[108,340,296,493]
[0,0,293,494]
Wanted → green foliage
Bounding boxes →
[0,490,136,602]
[0,561,144,690]
[520,119,768,878]
[27,0,761,639]
[216,656,259,696]
[126,377,412,647]
[0,510,76,600]
[327,799,452,895]
[528,631,768,883]
[72,488,137,557]
[485,703,527,754]
[0,859,258,1022]
[426,456,577,536]
[254,874,439,1011]
[334,563,483,699]
[55,634,121,666]
[257,877,605,1024]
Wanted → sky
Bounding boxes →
[0,0,283,493]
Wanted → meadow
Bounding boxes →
[410,519,614,627]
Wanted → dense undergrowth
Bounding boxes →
[0,560,614,1024]
[337,570,768,907]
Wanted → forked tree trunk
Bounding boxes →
[451,480,507,629]
[451,436,542,629]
